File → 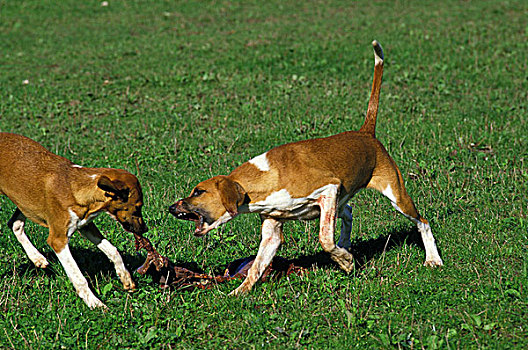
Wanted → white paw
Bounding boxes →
[229,282,251,296]
[86,297,107,310]
[119,272,136,290]
[80,292,107,309]
[31,255,49,268]
[338,260,354,273]
[333,247,354,273]
[424,258,443,267]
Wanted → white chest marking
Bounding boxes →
[199,211,234,236]
[68,209,100,237]
[248,152,270,172]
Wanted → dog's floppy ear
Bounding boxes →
[216,177,246,217]
[97,176,130,202]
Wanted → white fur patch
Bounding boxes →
[381,184,443,267]
[382,184,408,216]
[248,184,338,218]
[79,229,134,289]
[96,239,120,262]
[198,211,233,235]
[72,164,83,168]
[68,209,100,237]
[382,184,397,203]
[374,52,383,66]
[248,152,270,172]
[256,189,293,208]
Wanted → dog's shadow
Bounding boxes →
[170,225,425,277]
[3,226,425,288]
[290,226,424,271]
[1,248,145,282]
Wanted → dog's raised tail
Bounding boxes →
[359,40,384,136]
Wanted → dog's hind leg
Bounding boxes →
[230,216,283,296]
[337,204,353,250]
[8,209,49,268]
[318,185,354,273]
[79,222,135,290]
[368,158,443,267]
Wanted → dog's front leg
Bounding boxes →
[318,185,354,273]
[230,217,283,296]
[48,224,106,309]
[79,223,135,290]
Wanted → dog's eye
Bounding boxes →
[192,189,206,197]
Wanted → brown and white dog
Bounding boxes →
[169,41,443,295]
[0,132,148,308]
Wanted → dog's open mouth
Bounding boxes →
[173,211,200,222]
[169,201,234,237]
[171,210,207,236]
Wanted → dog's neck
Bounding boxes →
[69,166,109,211]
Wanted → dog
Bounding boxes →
[169,41,443,295]
[0,132,148,308]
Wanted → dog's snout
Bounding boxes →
[121,219,148,234]
[138,221,148,234]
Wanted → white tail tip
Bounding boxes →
[372,40,384,65]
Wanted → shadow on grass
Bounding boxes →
[2,249,145,281]
[290,226,424,272]
[3,225,429,291]
[144,225,429,289]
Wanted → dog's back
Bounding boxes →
[0,132,73,183]
[0,132,74,225]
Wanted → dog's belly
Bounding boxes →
[246,185,335,220]
[249,200,321,220]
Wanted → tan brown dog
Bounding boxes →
[169,41,443,295]
[0,132,148,308]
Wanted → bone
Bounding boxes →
[134,234,169,274]
[132,232,306,290]
[154,255,305,290]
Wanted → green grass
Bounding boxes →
[1,0,527,348]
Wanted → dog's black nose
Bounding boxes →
[139,222,149,234]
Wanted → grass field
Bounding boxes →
[1,0,527,348]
